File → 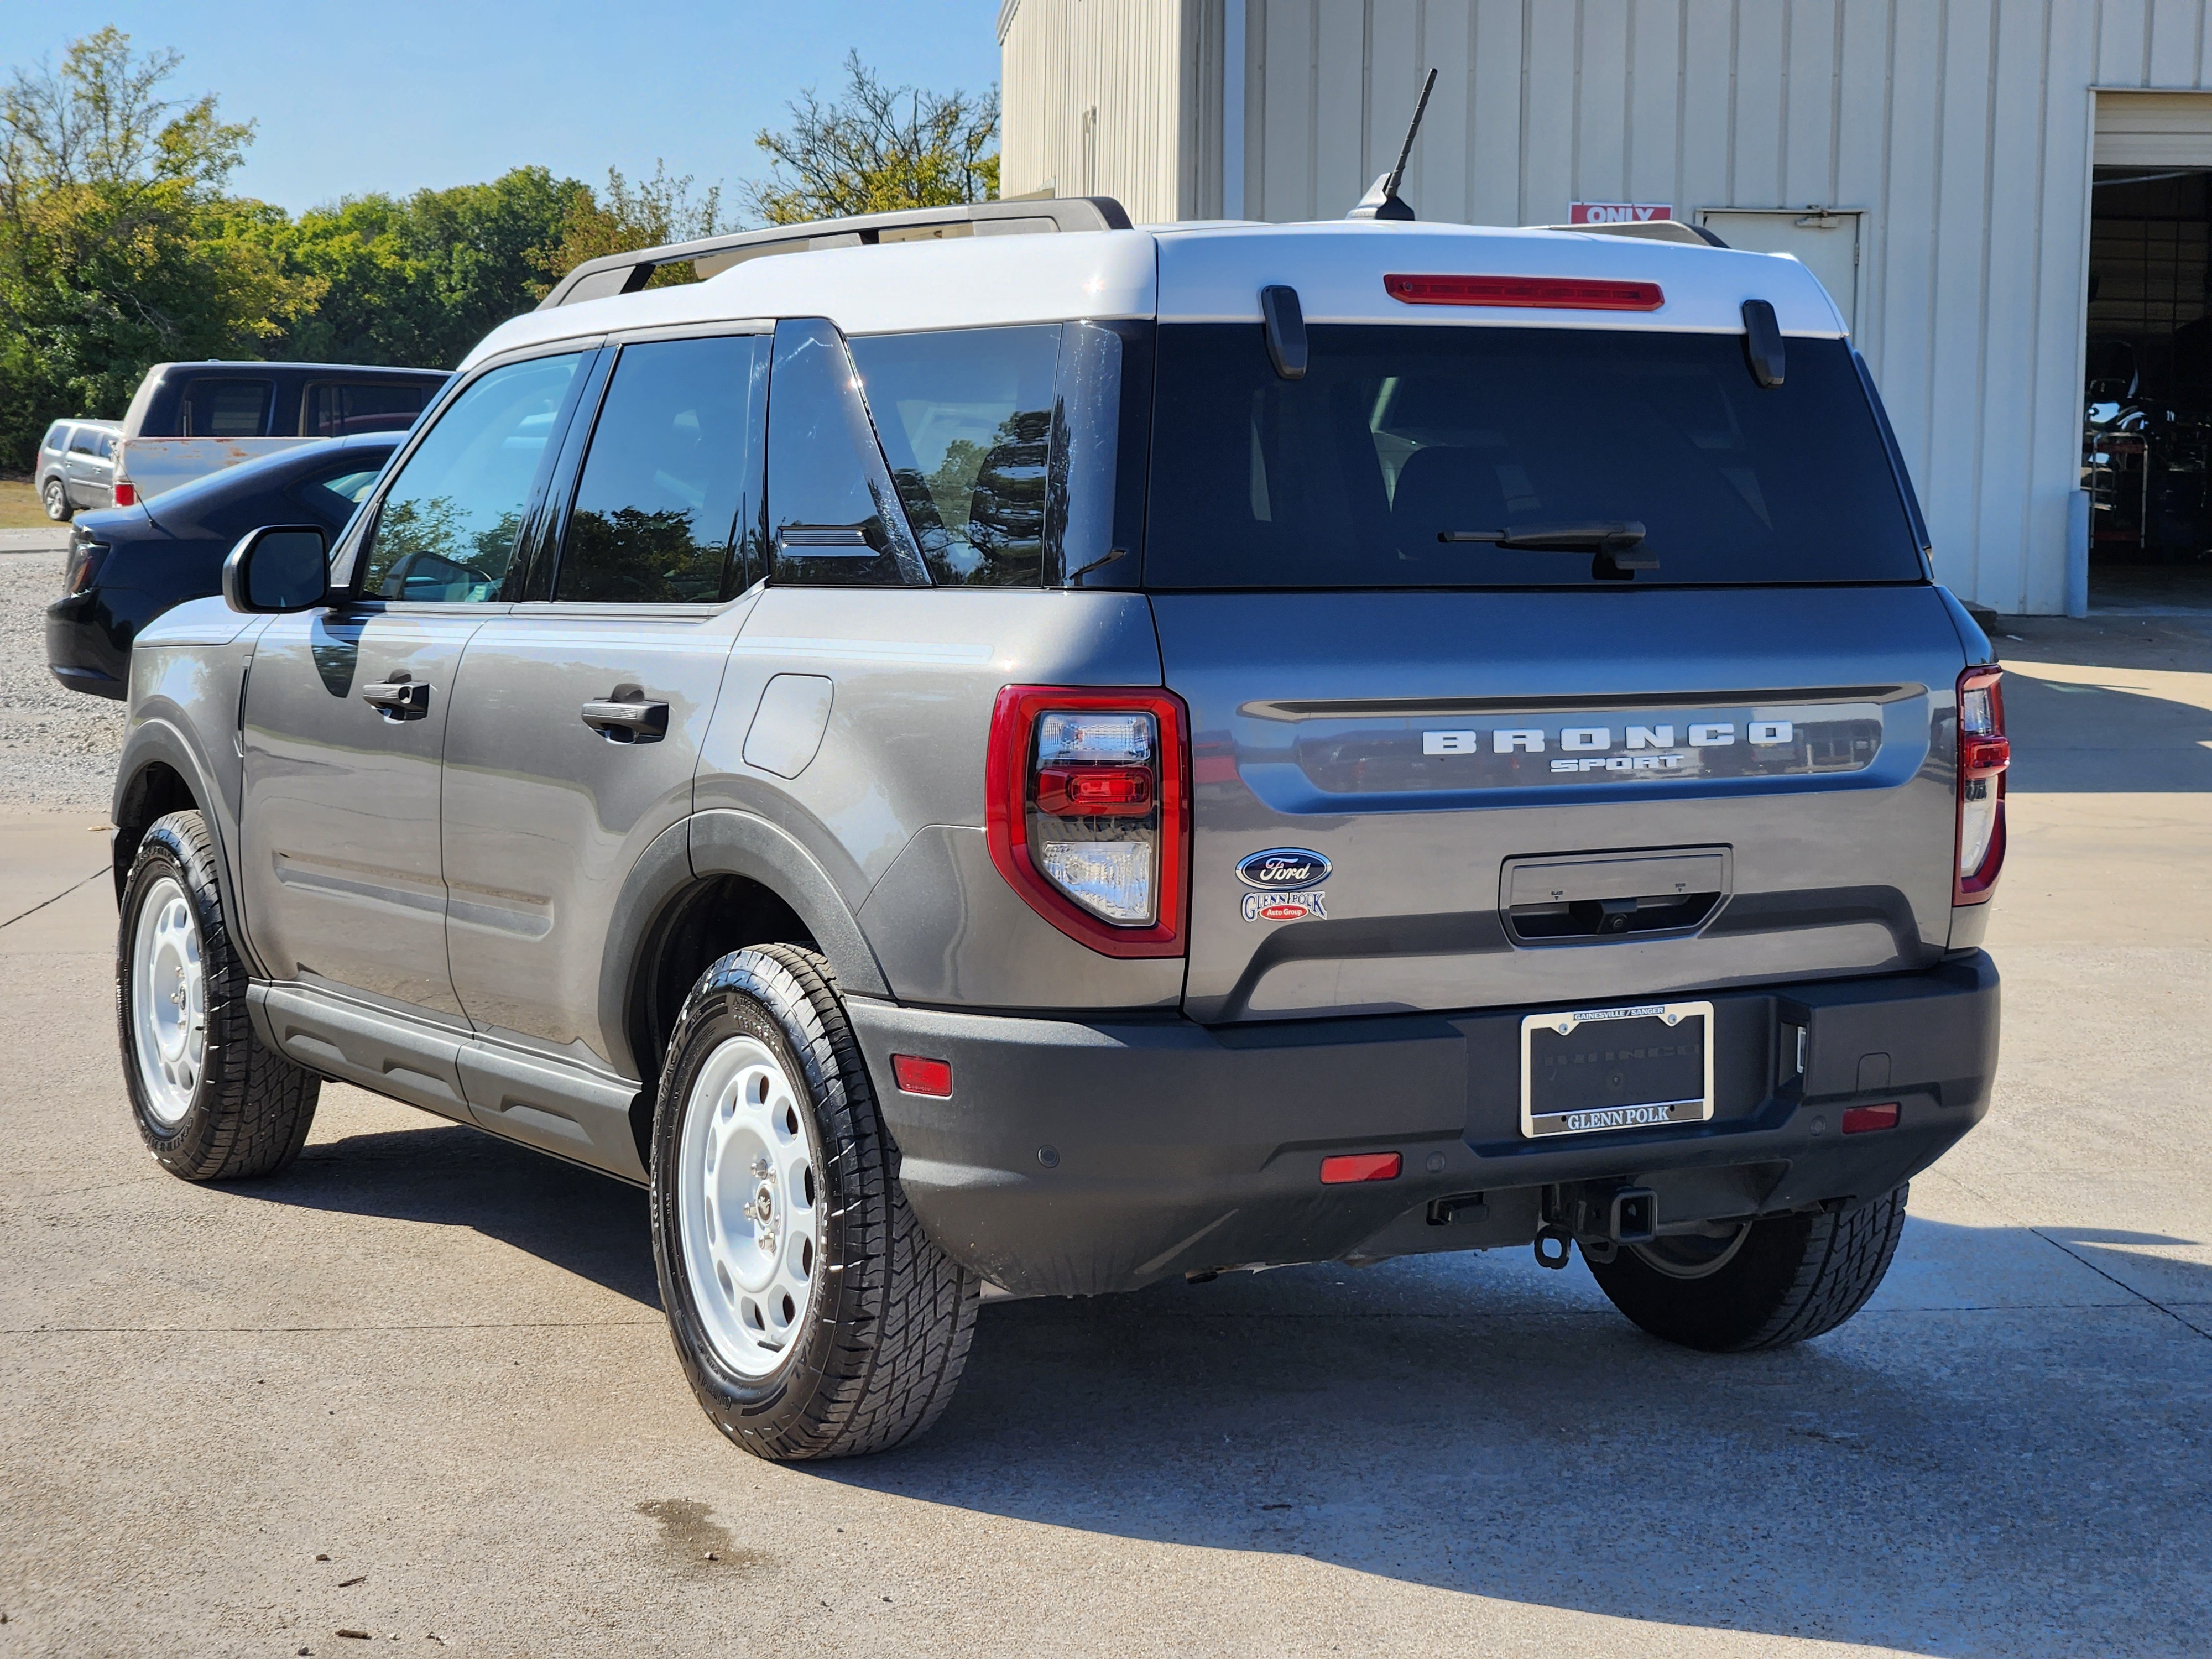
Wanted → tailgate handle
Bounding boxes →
[1502,849,1730,945]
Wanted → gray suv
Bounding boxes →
[36,419,121,519]
[108,200,2006,1462]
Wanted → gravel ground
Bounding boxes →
[0,549,125,812]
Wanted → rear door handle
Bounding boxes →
[581,698,670,743]
[362,680,430,721]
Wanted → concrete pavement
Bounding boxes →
[0,617,2206,1657]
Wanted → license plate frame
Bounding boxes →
[1519,1000,1715,1139]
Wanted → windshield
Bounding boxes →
[1141,324,1924,589]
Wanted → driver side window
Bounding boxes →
[358,352,585,603]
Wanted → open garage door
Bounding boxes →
[2086,92,2212,606]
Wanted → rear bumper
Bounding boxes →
[852,952,2000,1297]
[45,593,127,698]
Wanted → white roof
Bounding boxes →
[460,220,1845,371]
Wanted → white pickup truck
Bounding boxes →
[112,359,450,505]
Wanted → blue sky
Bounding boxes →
[0,1,1005,216]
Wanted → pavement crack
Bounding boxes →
[2030,1228,2212,1342]
[0,867,105,930]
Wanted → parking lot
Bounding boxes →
[1,531,2207,1657]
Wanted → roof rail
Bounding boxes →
[536,196,1135,310]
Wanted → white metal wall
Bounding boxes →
[1004,0,2212,613]
[999,0,1222,223]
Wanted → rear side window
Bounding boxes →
[556,335,764,603]
[68,429,102,456]
[42,423,69,453]
[850,326,1059,586]
[357,353,585,603]
[305,380,438,437]
[1143,325,1924,589]
[291,458,391,528]
[180,378,273,438]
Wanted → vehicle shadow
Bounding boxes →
[242,1118,661,1309]
[2002,669,2212,791]
[233,1118,2212,1653]
[827,1225,2212,1657]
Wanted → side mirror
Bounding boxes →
[222,525,330,614]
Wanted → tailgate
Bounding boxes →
[1159,586,1968,1022]
[121,437,319,503]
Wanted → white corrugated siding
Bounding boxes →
[1006,0,2212,613]
[999,0,1218,223]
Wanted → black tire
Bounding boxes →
[116,811,319,1180]
[1584,1184,1908,1352]
[43,477,72,521]
[650,943,979,1460]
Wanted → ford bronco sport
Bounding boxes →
[109,196,2004,1461]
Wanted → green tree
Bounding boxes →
[267,167,587,367]
[530,160,732,293]
[747,53,999,226]
[0,27,319,467]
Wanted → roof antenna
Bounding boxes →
[1348,69,1437,221]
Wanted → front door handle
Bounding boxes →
[362,679,430,721]
[581,698,670,744]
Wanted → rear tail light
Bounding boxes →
[112,479,136,507]
[986,686,1189,957]
[1385,273,1665,311]
[61,533,108,596]
[1954,667,2008,904]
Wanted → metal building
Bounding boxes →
[998,0,2212,614]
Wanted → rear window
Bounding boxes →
[305,380,438,437]
[180,378,273,438]
[1141,324,1923,589]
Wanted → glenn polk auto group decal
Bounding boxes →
[1238,847,1329,922]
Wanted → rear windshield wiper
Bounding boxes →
[1441,520,1657,574]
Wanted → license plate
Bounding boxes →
[1520,1001,1714,1139]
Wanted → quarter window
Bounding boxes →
[556,336,764,604]
[764,317,930,588]
[357,352,585,603]
[849,326,1060,586]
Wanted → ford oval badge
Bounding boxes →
[1237,848,1332,889]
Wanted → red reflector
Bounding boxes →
[1385,273,1665,311]
[113,480,137,507]
[1319,1152,1402,1185]
[1841,1103,1900,1135]
[1034,764,1154,817]
[891,1055,953,1097]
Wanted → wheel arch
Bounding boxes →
[604,809,890,1167]
[111,722,251,966]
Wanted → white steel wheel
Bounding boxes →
[675,1034,822,1379]
[130,874,206,1126]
